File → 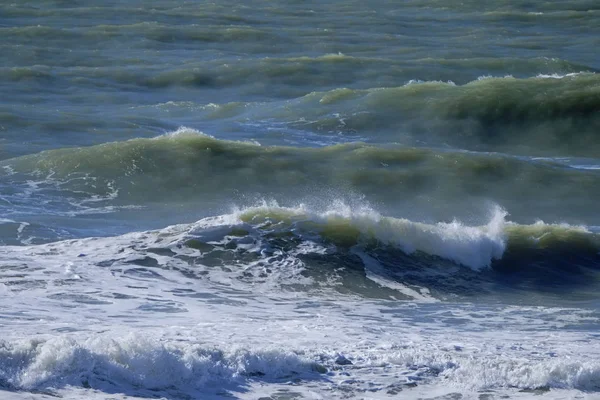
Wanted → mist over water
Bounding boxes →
[1,1,600,399]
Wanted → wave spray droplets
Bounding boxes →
[234,201,508,270]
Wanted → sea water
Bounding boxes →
[1,1,600,399]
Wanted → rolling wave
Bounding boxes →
[172,203,600,299]
[283,74,600,156]
[213,202,600,270]
[0,334,318,394]
[127,74,600,156]
[2,128,599,225]
[1,201,599,300]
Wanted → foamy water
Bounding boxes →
[2,204,600,398]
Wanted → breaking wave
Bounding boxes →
[1,329,599,398]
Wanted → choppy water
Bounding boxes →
[1,1,600,399]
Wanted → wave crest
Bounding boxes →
[234,201,507,270]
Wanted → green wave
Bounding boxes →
[260,74,600,157]
[132,74,600,156]
[0,25,78,40]
[232,204,600,261]
[2,129,599,224]
[0,67,55,82]
[178,203,600,299]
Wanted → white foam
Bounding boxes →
[0,202,598,399]
[0,333,315,392]
[570,164,600,170]
[159,126,211,138]
[476,74,515,81]
[352,206,506,270]
[238,200,507,270]
[352,247,437,301]
[0,282,10,294]
[157,126,261,146]
[404,79,456,86]
[536,72,588,79]
[0,302,598,399]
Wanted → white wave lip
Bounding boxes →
[157,126,261,146]
[339,205,506,270]
[238,201,508,270]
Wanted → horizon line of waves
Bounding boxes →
[4,54,596,90]
[98,62,600,91]
[0,23,279,43]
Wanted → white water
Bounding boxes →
[1,204,599,399]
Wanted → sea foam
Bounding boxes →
[235,200,507,270]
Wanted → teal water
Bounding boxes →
[1,1,599,239]
[1,2,600,399]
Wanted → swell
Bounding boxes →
[434,74,600,123]
[114,74,600,157]
[286,74,600,157]
[88,22,278,44]
[0,23,281,47]
[2,129,599,224]
[414,57,596,75]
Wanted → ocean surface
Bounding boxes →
[1,1,600,399]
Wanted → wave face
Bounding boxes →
[2,128,600,246]
[235,74,600,157]
[3,202,597,302]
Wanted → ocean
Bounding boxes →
[1,1,600,399]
